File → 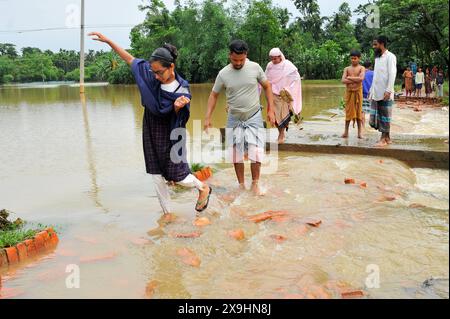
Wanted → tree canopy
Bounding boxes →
[1,0,448,84]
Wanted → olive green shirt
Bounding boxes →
[212,60,267,121]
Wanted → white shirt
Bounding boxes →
[369,50,397,101]
[161,80,189,94]
[415,72,425,84]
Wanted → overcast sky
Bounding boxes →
[0,0,367,52]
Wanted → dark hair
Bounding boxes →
[229,40,248,54]
[150,43,178,67]
[375,36,388,48]
[364,60,372,68]
[350,50,361,58]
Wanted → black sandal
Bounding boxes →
[195,187,212,212]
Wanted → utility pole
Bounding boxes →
[79,0,85,94]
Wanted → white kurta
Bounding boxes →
[369,50,397,101]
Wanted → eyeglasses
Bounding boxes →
[152,68,168,77]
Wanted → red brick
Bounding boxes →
[306,219,322,227]
[267,211,289,217]
[5,247,19,264]
[228,229,245,241]
[33,234,46,250]
[48,232,59,247]
[344,178,356,184]
[341,290,365,299]
[409,203,425,209]
[24,239,36,257]
[247,212,272,223]
[36,231,51,248]
[193,217,211,227]
[0,249,8,268]
[16,243,27,261]
[171,232,202,239]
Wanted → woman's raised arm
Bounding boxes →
[88,32,135,65]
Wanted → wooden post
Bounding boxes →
[79,0,85,94]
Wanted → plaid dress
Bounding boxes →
[132,58,191,182]
[142,109,190,182]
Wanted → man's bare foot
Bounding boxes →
[251,181,264,196]
[386,138,393,144]
[358,134,364,139]
[374,139,388,148]
[341,133,349,138]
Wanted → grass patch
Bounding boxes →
[190,163,205,173]
[303,79,342,85]
[0,209,52,249]
[0,228,39,249]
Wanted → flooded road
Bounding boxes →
[0,83,448,298]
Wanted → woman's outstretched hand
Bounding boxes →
[87,31,134,65]
[88,32,110,44]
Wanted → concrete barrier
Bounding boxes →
[219,128,449,169]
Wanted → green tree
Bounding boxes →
[0,55,15,83]
[355,0,449,71]
[237,0,283,66]
[0,43,18,58]
[293,0,325,38]
[130,0,177,58]
[196,0,233,82]
[325,2,360,54]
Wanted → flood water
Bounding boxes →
[0,83,448,299]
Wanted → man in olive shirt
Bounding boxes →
[204,40,275,195]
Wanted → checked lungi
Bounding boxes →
[369,100,393,133]
[225,108,266,163]
[362,98,371,114]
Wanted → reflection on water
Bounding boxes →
[80,94,107,213]
[0,84,448,299]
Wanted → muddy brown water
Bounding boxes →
[0,83,448,298]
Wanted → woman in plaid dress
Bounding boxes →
[89,32,212,216]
